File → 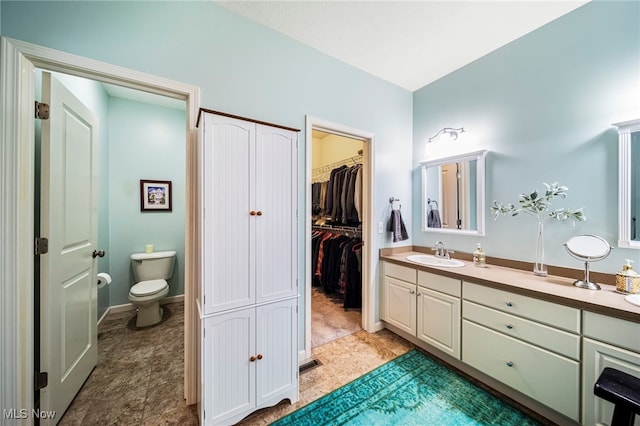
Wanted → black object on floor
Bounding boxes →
[594,367,640,426]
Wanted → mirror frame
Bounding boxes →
[613,119,640,249]
[420,149,488,236]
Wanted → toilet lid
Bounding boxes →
[130,279,167,296]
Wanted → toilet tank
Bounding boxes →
[130,250,176,282]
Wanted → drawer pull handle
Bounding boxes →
[506,361,514,367]
[506,324,514,330]
[506,302,513,307]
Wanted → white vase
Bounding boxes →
[533,221,548,277]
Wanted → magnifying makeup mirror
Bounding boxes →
[564,235,612,290]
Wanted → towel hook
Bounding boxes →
[389,196,401,210]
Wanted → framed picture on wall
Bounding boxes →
[140,179,172,212]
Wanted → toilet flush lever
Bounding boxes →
[92,250,105,258]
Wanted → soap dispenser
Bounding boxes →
[616,259,640,294]
[473,243,486,268]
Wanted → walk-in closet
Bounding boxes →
[310,130,364,347]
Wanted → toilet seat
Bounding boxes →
[130,279,168,297]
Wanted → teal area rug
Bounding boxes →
[272,350,541,426]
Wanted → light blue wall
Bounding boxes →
[108,98,185,306]
[413,1,640,273]
[0,0,413,340]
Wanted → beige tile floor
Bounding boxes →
[311,287,363,347]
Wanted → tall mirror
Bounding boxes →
[420,150,487,236]
[614,119,640,249]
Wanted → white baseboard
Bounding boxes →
[98,294,185,324]
[298,349,309,365]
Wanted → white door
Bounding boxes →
[254,125,298,302]
[201,114,255,314]
[39,72,99,423]
[256,298,297,405]
[202,308,256,424]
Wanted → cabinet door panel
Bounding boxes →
[255,125,298,302]
[383,277,417,335]
[256,299,298,405]
[583,338,640,426]
[202,115,255,314]
[202,309,256,424]
[417,288,460,359]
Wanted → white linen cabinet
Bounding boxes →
[198,110,299,425]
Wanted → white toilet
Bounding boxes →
[129,250,176,327]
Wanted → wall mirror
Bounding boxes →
[420,149,487,236]
[613,119,640,249]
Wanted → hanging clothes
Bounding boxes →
[311,229,362,309]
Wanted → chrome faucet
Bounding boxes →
[432,241,453,259]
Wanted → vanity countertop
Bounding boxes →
[381,248,640,323]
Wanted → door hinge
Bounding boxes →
[35,101,50,120]
[35,237,49,255]
[35,371,48,390]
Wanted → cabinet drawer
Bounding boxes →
[418,271,461,297]
[583,311,640,352]
[463,320,579,421]
[384,262,417,284]
[463,301,579,360]
[463,281,580,333]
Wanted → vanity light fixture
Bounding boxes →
[428,127,466,143]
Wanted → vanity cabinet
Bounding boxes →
[582,311,640,426]
[381,262,461,359]
[462,282,581,421]
[198,111,299,425]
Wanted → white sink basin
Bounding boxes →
[625,294,640,307]
[406,254,465,268]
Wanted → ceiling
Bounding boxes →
[102,83,186,110]
[216,0,588,91]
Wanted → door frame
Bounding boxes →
[0,37,201,413]
[304,115,378,361]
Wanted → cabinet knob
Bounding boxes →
[257,354,263,360]
[250,356,256,362]
[410,290,415,294]
[416,292,421,296]
[506,361,514,367]
[506,301,513,307]
[506,324,514,330]
[256,211,263,216]
[250,211,257,216]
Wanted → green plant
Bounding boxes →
[492,182,586,223]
